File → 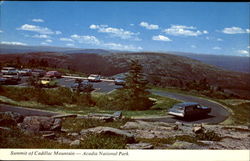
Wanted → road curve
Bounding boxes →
[138,90,230,124]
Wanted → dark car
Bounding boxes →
[45,71,62,78]
[114,77,125,86]
[32,69,46,77]
[168,102,211,118]
[18,68,32,76]
[71,80,94,92]
[0,77,19,85]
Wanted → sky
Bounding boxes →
[0,2,249,56]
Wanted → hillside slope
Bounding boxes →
[0,52,249,98]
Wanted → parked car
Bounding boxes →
[87,74,101,82]
[18,68,32,76]
[38,77,58,88]
[71,80,94,92]
[32,69,46,77]
[0,77,19,85]
[114,77,126,86]
[168,102,211,118]
[1,67,20,81]
[45,71,62,78]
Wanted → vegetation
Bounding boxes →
[0,86,94,106]
[95,60,155,111]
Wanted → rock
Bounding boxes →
[20,116,54,133]
[0,126,11,131]
[70,140,80,146]
[193,126,205,134]
[169,141,201,149]
[52,114,77,119]
[42,133,56,139]
[0,111,24,126]
[126,143,154,149]
[51,119,62,131]
[67,132,79,137]
[61,128,70,133]
[80,126,135,143]
[57,137,73,144]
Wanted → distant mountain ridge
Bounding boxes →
[0,44,249,73]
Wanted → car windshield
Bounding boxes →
[173,105,184,110]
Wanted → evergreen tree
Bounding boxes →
[114,60,154,110]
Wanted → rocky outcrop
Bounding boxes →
[80,126,135,143]
[19,116,62,133]
[126,143,154,149]
[0,111,24,126]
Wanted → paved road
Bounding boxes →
[0,104,59,116]
[138,90,230,124]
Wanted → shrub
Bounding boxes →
[195,130,221,141]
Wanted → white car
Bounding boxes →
[87,74,101,82]
[1,67,20,81]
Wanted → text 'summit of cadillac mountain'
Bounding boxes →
[0,1,250,150]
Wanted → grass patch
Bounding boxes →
[62,117,131,132]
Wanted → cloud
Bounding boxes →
[103,42,142,51]
[40,42,48,45]
[17,24,61,35]
[89,24,140,40]
[213,46,221,50]
[139,21,159,30]
[1,41,27,46]
[222,27,250,34]
[237,50,249,55]
[32,34,51,39]
[130,24,134,26]
[59,38,74,42]
[45,39,52,43]
[191,45,197,48]
[0,30,3,33]
[71,34,100,45]
[32,19,44,23]
[164,25,206,36]
[152,35,171,42]
[217,38,223,41]
[66,43,75,47]
[247,46,250,49]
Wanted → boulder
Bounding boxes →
[51,119,62,131]
[126,143,154,149]
[20,116,54,133]
[70,140,80,146]
[80,126,135,143]
[42,133,56,139]
[169,141,202,149]
[0,111,24,126]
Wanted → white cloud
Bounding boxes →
[66,43,75,47]
[40,42,48,45]
[103,42,142,51]
[0,30,3,33]
[191,45,197,48]
[59,38,74,42]
[55,31,62,35]
[17,24,61,35]
[217,38,223,41]
[32,19,44,23]
[71,34,100,45]
[1,41,27,46]
[247,46,250,49]
[139,21,159,30]
[45,39,52,43]
[222,27,250,34]
[130,24,134,26]
[152,35,172,42]
[237,50,249,55]
[89,24,140,40]
[32,34,50,39]
[213,46,221,50]
[164,25,205,36]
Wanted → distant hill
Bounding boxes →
[0,51,249,99]
[0,44,113,55]
[168,51,250,73]
[1,44,249,73]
